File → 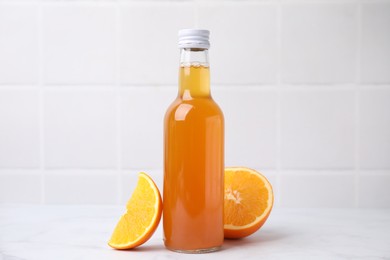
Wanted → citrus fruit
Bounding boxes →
[108,172,162,249]
[224,167,273,239]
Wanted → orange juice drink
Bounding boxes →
[163,29,224,253]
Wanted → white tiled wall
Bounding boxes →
[359,87,390,169]
[280,88,355,169]
[44,88,117,168]
[0,90,40,168]
[215,88,277,169]
[0,4,40,84]
[361,3,390,83]
[120,2,194,85]
[282,3,357,83]
[43,3,117,85]
[0,174,41,203]
[198,3,278,84]
[44,172,117,204]
[121,87,174,169]
[280,173,356,208]
[0,0,389,208]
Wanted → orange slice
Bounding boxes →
[224,167,273,239]
[108,172,162,249]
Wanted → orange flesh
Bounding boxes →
[108,173,162,249]
[224,167,273,239]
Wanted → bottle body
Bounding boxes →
[163,63,224,252]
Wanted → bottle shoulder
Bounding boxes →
[164,97,224,123]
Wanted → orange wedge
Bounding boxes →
[224,167,273,239]
[108,172,162,249]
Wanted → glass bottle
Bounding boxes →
[163,29,224,253]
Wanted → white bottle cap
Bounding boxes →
[178,29,210,49]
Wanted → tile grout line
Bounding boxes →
[115,2,123,205]
[0,0,376,4]
[354,2,362,208]
[275,0,283,207]
[354,86,360,207]
[4,83,386,90]
[38,2,45,204]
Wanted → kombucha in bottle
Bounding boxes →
[163,29,224,253]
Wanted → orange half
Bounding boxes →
[224,167,273,239]
[108,172,162,249]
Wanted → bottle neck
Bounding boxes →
[178,48,210,99]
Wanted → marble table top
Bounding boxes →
[0,205,389,260]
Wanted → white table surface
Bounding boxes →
[0,205,389,260]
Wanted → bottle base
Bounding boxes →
[166,246,221,254]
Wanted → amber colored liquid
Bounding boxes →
[163,65,224,252]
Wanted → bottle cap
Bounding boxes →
[178,29,210,49]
